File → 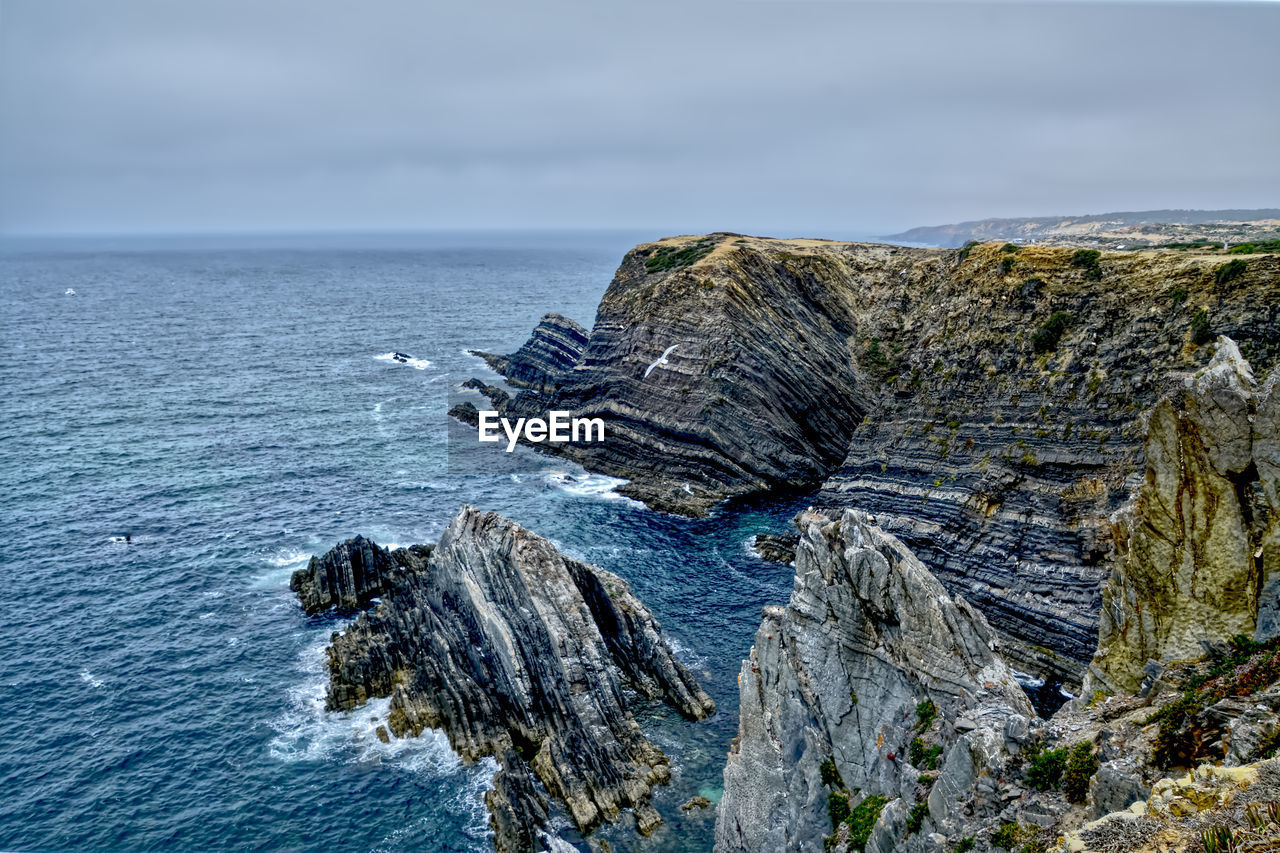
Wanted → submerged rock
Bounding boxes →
[752,532,798,564]
[1087,340,1280,696]
[299,506,714,852]
[715,508,1032,853]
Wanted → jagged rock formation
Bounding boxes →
[1086,341,1280,696]
[473,312,588,393]
[714,508,1034,853]
[461,233,1279,685]
[302,507,715,852]
[290,535,417,614]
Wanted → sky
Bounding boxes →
[1,0,1277,237]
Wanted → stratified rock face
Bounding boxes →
[290,535,400,614]
[1086,341,1280,696]
[311,506,715,852]
[474,312,588,393]
[464,234,1279,682]
[714,508,1033,853]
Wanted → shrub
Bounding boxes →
[955,837,976,853]
[1001,243,1020,253]
[820,756,844,788]
[910,737,945,770]
[991,822,1021,850]
[1032,311,1072,354]
[1228,243,1256,255]
[1070,249,1103,280]
[828,791,851,828]
[641,239,716,273]
[916,699,937,731]
[1214,258,1247,285]
[1025,745,1067,791]
[1063,743,1099,804]
[848,795,888,851]
[999,257,1015,275]
[958,241,979,261]
[1191,309,1212,345]
[906,802,930,834]
[1169,287,1188,309]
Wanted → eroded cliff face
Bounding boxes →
[302,507,714,852]
[1086,342,1280,696]
[715,508,1033,853]
[463,234,1279,684]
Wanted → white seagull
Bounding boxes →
[644,344,679,378]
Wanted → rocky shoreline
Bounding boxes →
[458,235,1279,691]
[292,506,714,852]
[293,234,1279,852]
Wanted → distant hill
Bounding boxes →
[885,208,1280,248]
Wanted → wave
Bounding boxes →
[268,639,463,777]
[541,470,640,505]
[375,352,432,370]
[1012,669,1046,689]
[249,547,313,588]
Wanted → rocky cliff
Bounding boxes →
[1086,341,1280,696]
[299,507,715,852]
[715,508,1034,853]
[461,234,1279,685]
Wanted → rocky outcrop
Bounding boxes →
[290,535,417,614]
[714,508,1034,853]
[473,312,589,393]
[1086,341,1280,696]
[752,533,798,564]
[460,234,1279,684]
[303,507,715,852]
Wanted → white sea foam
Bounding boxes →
[375,352,432,370]
[666,635,709,673]
[250,547,313,588]
[542,470,640,504]
[80,670,104,688]
[268,639,467,780]
[1012,669,1046,689]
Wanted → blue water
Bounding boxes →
[0,232,805,852]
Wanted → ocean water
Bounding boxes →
[0,232,805,853]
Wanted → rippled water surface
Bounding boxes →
[0,232,805,853]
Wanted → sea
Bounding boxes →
[0,231,810,853]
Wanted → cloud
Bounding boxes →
[2,0,1277,235]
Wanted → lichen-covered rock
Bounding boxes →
[289,535,402,614]
[714,508,1032,853]
[1086,340,1280,696]
[307,506,714,852]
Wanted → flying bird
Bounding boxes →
[644,344,679,378]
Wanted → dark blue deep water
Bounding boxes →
[0,233,805,853]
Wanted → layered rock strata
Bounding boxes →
[473,312,589,393]
[714,508,1034,853]
[461,234,1279,683]
[302,507,715,852]
[289,535,422,614]
[1086,341,1280,695]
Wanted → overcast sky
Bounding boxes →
[1,0,1277,237]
